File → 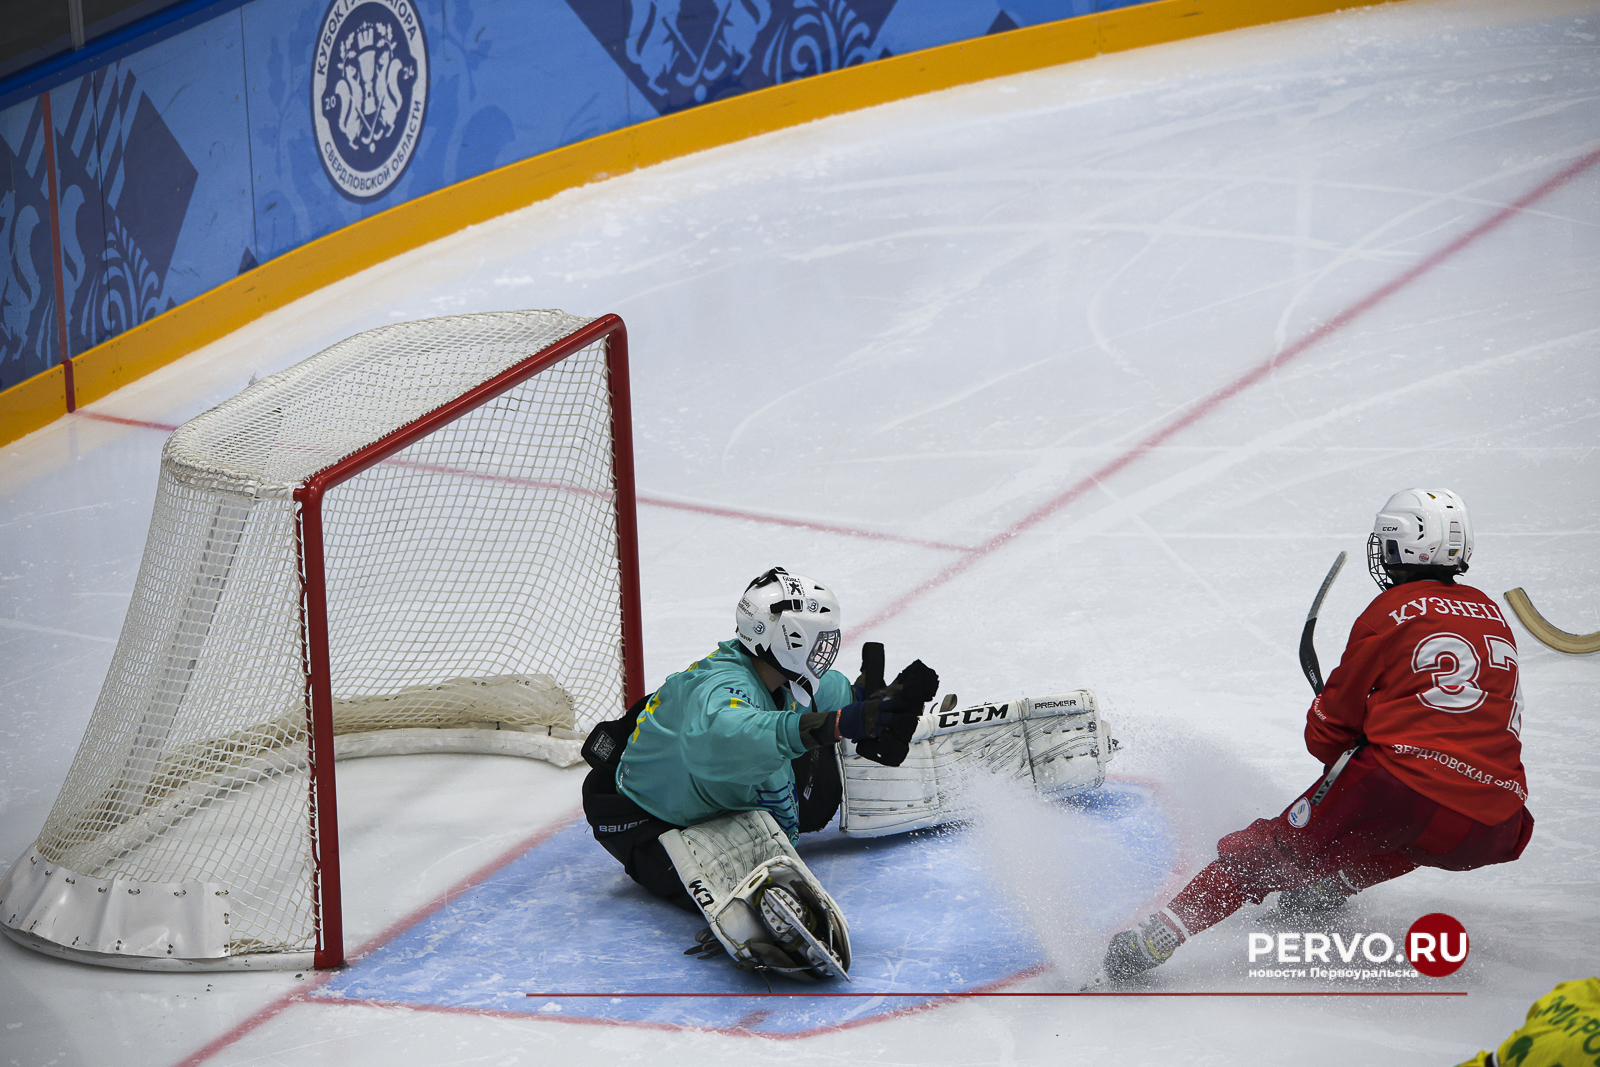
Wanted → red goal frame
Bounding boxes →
[292,314,642,969]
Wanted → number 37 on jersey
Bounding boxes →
[1411,630,1524,737]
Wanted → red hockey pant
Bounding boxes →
[1167,747,1533,937]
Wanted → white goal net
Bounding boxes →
[0,310,640,971]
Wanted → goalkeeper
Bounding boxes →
[581,566,939,909]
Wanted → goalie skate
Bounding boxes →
[659,810,851,981]
[838,689,1117,837]
[756,882,850,982]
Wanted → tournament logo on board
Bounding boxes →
[311,0,428,203]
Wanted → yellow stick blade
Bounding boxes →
[1503,588,1600,655]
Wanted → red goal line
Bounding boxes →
[520,990,1467,998]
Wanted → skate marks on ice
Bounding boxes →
[312,780,1176,1035]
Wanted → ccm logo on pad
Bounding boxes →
[938,705,1009,728]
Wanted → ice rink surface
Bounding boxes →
[2,0,1597,1062]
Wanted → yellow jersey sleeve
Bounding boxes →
[1458,978,1600,1067]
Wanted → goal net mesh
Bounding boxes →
[24,311,628,959]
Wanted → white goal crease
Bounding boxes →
[0,310,639,971]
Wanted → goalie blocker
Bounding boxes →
[838,690,1116,837]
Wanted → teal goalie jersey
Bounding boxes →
[616,640,853,841]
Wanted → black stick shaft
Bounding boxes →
[1299,551,1347,695]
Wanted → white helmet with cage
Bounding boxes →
[735,567,842,707]
[1367,488,1474,588]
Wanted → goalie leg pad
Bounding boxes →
[838,689,1117,837]
[659,810,851,981]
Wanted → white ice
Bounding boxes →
[2,0,1597,1061]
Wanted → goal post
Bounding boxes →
[0,311,642,971]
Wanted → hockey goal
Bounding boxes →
[0,311,642,971]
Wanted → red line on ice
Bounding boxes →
[314,962,1053,1041]
[349,456,974,552]
[511,989,1463,999]
[856,144,1600,633]
[171,810,581,1067]
[74,410,179,432]
[384,455,971,550]
[633,492,973,552]
[70,413,968,552]
[512,991,1465,998]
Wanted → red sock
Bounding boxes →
[1167,861,1248,936]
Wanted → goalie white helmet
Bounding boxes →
[735,567,842,707]
[1367,488,1473,589]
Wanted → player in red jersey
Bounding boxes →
[1104,489,1534,980]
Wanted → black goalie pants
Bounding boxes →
[580,766,696,912]
[581,744,844,912]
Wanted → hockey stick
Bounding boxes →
[1310,744,1360,806]
[1298,551,1347,695]
[1299,551,1357,806]
[1503,588,1600,655]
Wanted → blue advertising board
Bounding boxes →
[0,0,1156,393]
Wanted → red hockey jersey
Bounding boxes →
[1306,580,1528,825]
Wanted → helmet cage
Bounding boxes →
[807,627,841,681]
[1367,531,1397,589]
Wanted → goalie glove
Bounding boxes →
[853,641,887,695]
[839,652,939,767]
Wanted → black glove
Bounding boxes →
[853,642,886,698]
[885,659,939,706]
[839,657,939,767]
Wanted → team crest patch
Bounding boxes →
[1287,797,1313,828]
[312,0,428,202]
